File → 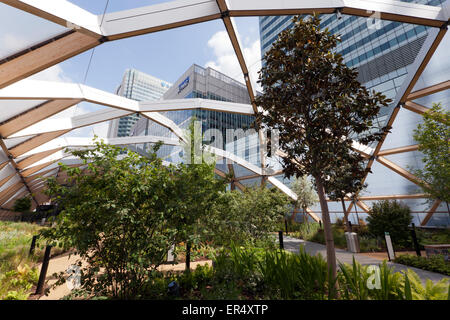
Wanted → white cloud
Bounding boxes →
[66,121,109,139]
[205,31,262,93]
[0,32,71,83]
[30,64,72,83]
[0,33,28,57]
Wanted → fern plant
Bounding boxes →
[402,269,449,300]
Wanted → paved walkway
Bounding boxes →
[35,254,212,300]
[282,236,449,283]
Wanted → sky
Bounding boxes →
[0,0,263,138]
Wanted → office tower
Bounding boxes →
[107,69,172,138]
[131,64,256,162]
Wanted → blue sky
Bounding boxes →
[63,0,262,91]
[0,0,262,137]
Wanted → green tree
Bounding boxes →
[255,15,391,279]
[206,186,291,247]
[290,176,318,223]
[324,162,367,231]
[174,119,227,270]
[367,200,413,246]
[13,197,32,213]
[412,103,449,207]
[42,140,180,299]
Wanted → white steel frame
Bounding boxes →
[0,0,448,224]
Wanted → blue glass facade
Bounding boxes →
[108,69,172,138]
[131,65,256,163]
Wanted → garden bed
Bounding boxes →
[0,221,66,300]
[394,254,450,276]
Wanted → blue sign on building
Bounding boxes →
[178,76,189,93]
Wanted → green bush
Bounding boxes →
[133,244,450,300]
[212,245,449,300]
[310,226,347,249]
[12,197,32,213]
[211,244,334,300]
[367,200,413,246]
[205,187,290,247]
[359,236,384,252]
[339,258,404,300]
[291,222,321,241]
[416,228,450,246]
[338,258,449,300]
[394,254,450,276]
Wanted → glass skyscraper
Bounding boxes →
[107,69,172,138]
[258,0,449,226]
[131,64,256,161]
[260,0,446,130]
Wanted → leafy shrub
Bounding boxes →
[178,264,214,292]
[12,197,32,213]
[41,142,186,299]
[415,228,450,246]
[339,258,404,300]
[394,254,450,276]
[335,218,345,227]
[291,222,321,241]
[402,269,449,300]
[0,264,39,300]
[367,200,413,246]
[173,243,217,263]
[359,236,384,252]
[339,258,449,300]
[42,140,227,299]
[136,245,449,300]
[212,244,334,299]
[309,225,347,249]
[205,187,290,247]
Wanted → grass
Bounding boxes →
[0,221,65,300]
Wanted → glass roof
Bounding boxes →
[0,100,48,123]
[0,3,68,60]
[412,32,450,92]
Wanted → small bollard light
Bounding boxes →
[411,223,421,257]
[168,281,180,297]
[29,235,38,256]
[278,230,284,250]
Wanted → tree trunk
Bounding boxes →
[303,207,308,224]
[185,241,191,272]
[314,174,338,283]
[354,201,360,226]
[291,206,297,223]
[341,198,351,232]
[446,202,450,225]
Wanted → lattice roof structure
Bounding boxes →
[0,0,448,225]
